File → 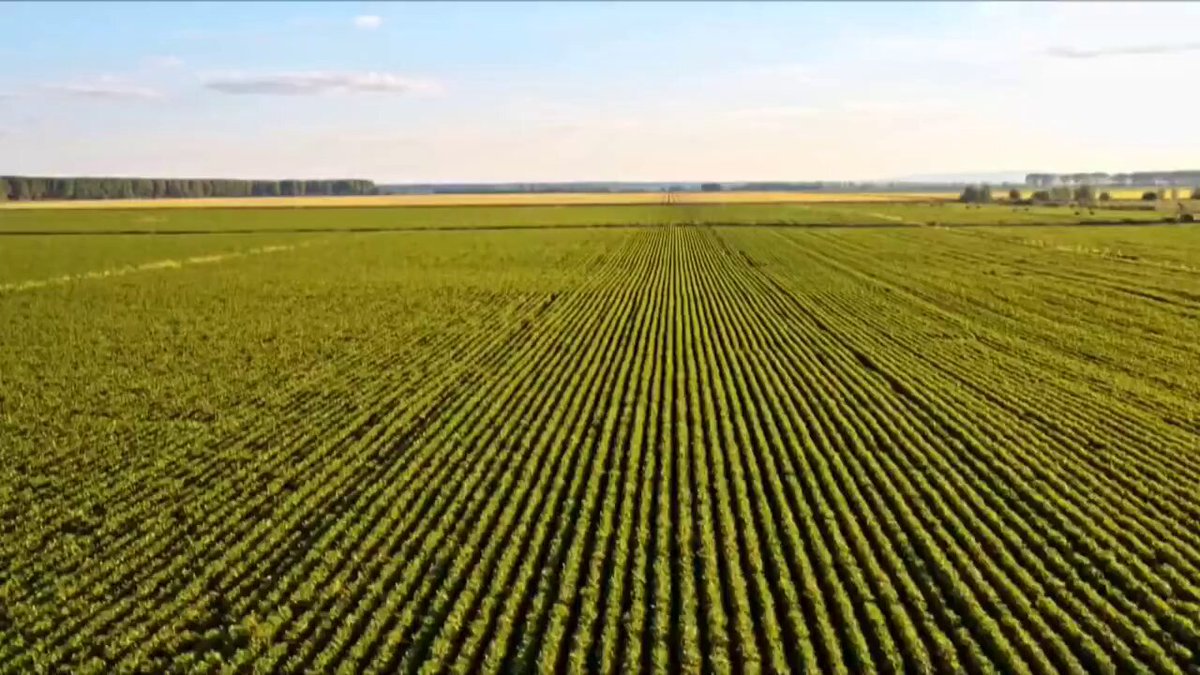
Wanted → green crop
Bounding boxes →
[2,213,1197,673]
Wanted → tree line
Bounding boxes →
[962,184,1099,204]
[0,176,378,202]
[1026,171,1200,187]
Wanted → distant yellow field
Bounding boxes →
[1104,187,1196,200]
[671,192,954,204]
[1006,187,1193,201]
[0,191,955,210]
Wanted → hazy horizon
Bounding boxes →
[3,1,1199,183]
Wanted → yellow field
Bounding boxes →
[0,191,955,210]
[1007,187,1193,201]
[672,191,953,204]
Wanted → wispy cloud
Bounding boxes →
[204,71,440,95]
[839,98,956,116]
[1047,42,1200,59]
[147,55,184,69]
[743,63,818,81]
[40,78,162,100]
[536,118,646,134]
[353,15,383,31]
[726,105,821,120]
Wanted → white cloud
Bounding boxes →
[840,98,956,116]
[147,55,185,69]
[1046,42,1200,59]
[204,71,441,95]
[353,15,383,30]
[726,105,821,120]
[737,63,820,84]
[40,77,161,100]
[537,118,647,135]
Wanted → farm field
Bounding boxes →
[1009,188,1197,202]
[0,201,1167,235]
[2,214,1199,674]
[0,191,956,210]
[0,234,316,288]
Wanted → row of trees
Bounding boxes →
[1027,186,1099,203]
[1026,171,1200,187]
[0,176,378,202]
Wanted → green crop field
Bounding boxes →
[2,207,1199,674]
[0,201,1168,235]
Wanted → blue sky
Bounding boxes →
[2,2,1198,182]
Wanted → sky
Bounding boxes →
[2,1,1199,183]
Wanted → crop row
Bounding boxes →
[2,224,1198,673]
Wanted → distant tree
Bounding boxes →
[1031,190,1052,202]
[1191,187,1200,200]
[0,176,376,201]
[1073,185,1095,203]
[1050,186,1073,201]
[49,178,74,199]
[23,178,48,200]
[960,184,993,203]
[1142,191,1159,201]
[1099,192,1111,201]
[134,179,154,198]
[1008,188,1021,201]
[700,183,722,192]
[10,177,31,201]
